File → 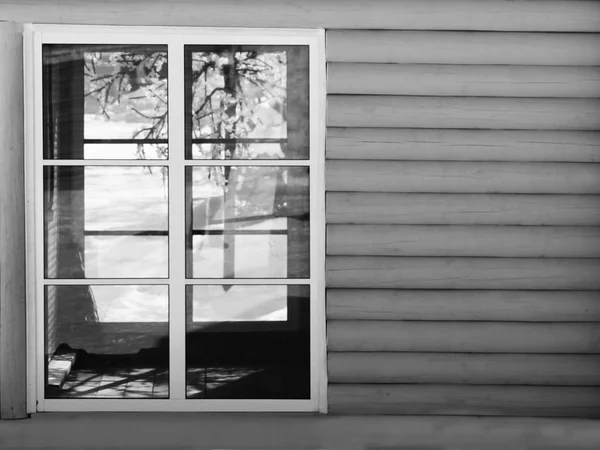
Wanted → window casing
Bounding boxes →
[24,25,326,412]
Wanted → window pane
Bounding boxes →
[186,166,309,278]
[186,285,309,399]
[43,44,168,159]
[186,45,309,160]
[45,285,169,399]
[189,285,287,322]
[84,143,168,160]
[44,166,169,279]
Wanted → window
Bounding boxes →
[25,25,325,412]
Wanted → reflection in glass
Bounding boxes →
[44,166,169,279]
[186,166,309,278]
[186,45,309,160]
[189,285,287,322]
[186,285,309,399]
[43,44,168,159]
[45,285,169,399]
[84,143,168,160]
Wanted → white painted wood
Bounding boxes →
[326,193,600,226]
[327,31,600,65]
[326,128,600,162]
[0,21,27,420]
[328,353,600,385]
[167,42,185,401]
[327,161,600,194]
[308,30,328,413]
[26,24,324,413]
[3,1,600,31]
[327,321,600,353]
[327,290,600,322]
[327,225,600,258]
[326,257,600,290]
[328,63,600,98]
[328,384,600,417]
[41,399,315,412]
[327,96,600,130]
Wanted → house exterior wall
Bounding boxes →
[325,29,600,416]
[1,0,600,421]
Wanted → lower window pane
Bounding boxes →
[45,285,169,399]
[186,285,310,399]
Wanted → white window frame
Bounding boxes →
[23,24,326,413]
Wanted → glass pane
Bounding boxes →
[189,285,288,322]
[186,285,310,399]
[44,166,169,279]
[84,143,168,160]
[43,44,168,159]
[186,166,309,278]
[45,285,169,399]
[186,45,309,160]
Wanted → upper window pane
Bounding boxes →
[43,44,168,159]
[185,45,309,160]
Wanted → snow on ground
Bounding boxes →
[81,121,292,322]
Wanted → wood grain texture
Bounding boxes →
[327,289,600,322]
[328,63,600,97]
[327,225,600,258]
[327,321,600,353]
[328,353,600,385]
[326,257,600,290]
[326,128,600,162]
[327,161,600,194]
[328,384,600,417]
[325,192,600,226]
[3,414,600,450]
[0,21,27,420]
[327,30,600,65]
[326,193,600,226]
[2,1,600,31]
[327,95,600,130]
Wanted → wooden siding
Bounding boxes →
[328,64,600,98]
[329,353,600,386]
[327,31,600,66]
[0,21,27,419]
[326,17,600,417]
[328,96,600,130]
[327,290,600,322]
[328,385,600,417]
[2,1,600,31]
[326,193,600,226]
[327,129,600,162]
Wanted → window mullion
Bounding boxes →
[168,42,186,401]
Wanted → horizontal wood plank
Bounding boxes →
[3,1,600,31]
[328,384,600,417]
[327,321,600,353]
[326,193,600,226]
[328,353,600,385]
[326,161,600,194]
[327,31,600,65]
[326,289,600,322]
[326,128,600,162]
[328,63,600,97]
[4,414,600,450]
[327,225,600,258]
[327,95,600,130]
[326,257,600,290]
